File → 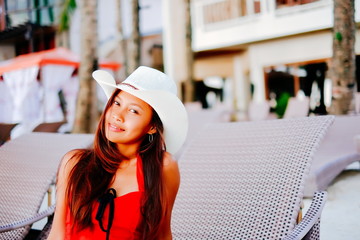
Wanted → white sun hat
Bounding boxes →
[92,66,188,155]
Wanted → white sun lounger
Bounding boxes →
[283,97,310,119]
[172,115,334,239]
[304,115,360,197]
[0,132,94,239]
[175,108,230,159]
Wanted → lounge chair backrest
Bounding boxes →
[248,100,271,121]
[175,108,230,159]
[0,133,93,239]
[304,115,360,197]
[355,92,360,114]
[0,123,18,145]
[172,116,334,239]
[283,97,310,119]
[32,121,66,133]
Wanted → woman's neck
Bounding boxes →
[119,156,137,169]
[117,143,139,161]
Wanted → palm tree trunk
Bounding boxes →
[72,0,98,133]
[55,31,70,48]
[127,0,141,73]
[115,0,128,77]
[329,0,356,115]
[184,0,195,102]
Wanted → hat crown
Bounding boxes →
[120,66,177,95]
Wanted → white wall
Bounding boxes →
[194,54,236,79]
[191,0,360,52]
[162,0,188,86]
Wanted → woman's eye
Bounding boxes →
[114,101,120,106]
[130,109,138,114]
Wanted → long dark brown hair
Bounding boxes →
[65,89,166,239]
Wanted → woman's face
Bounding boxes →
[105,91,155,148]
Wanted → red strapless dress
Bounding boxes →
[65,157,144,240]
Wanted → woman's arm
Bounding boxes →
[158,152,181,240]
[47,150,79,240]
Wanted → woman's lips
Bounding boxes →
[108,123,125,132]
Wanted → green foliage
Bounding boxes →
[335,32,342,42]
[58,0,77,32]
[275,92,291,118]
[44,0,54,23]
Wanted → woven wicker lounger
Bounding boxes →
[175,108,230,159]
[0,132,94,239]
[304,115,360,197]
[0,123,19,146]
[172,116,334,239]
[32,121,66,133]
[3,116,333,239]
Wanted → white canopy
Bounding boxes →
[0,48,120,136]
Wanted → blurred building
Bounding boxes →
[1,0,359,115]
[0,0,58,60]
[163,0,360,113]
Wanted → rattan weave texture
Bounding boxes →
[172,116,334,239]
[305,115,360,197]
[0,133,93,239]
[283,191,326,240]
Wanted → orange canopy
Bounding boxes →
[0,47,121,75]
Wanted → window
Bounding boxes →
[3,0,56,28]
[203,0,262,25]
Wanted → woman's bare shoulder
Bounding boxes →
[162,152,179,171]
[162,152,180,192]
[58,149,83,176]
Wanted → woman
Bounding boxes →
[48,66,188,240]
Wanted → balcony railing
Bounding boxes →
[191,0,333,51]
[200,0,325,27]
[202,0,261,25]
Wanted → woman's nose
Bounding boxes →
[113,114,122,122]
[112,110,124,122]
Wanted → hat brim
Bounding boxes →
[93,70,188,155]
